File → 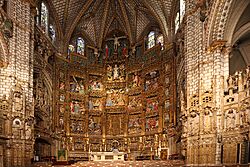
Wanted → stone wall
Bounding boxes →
[0,0,35,166]
[180,0,250,166]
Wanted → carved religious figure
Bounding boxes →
[225,109,236,130]
[132,72,140,87]
[107,65,113,81]
[189,111,199,135]
[106,35,126,51]
[113,64,119,80]
[106,94,113,107]
[119,64,125,80]
[203,108,212,133]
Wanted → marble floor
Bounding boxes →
[56,160,183,167]
[32,160,184,167]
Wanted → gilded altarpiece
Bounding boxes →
[54,43,176,161]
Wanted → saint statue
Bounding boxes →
[107,65,113,81]
[113,64,119,80]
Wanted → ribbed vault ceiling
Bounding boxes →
[50,0,176,47]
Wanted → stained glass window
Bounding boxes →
[147,31,155,49]
[175,12,180,33]
[49,25,56,42]
[76,37,85,55]
[180,0,186,23]
[41,2,48,33]
[36,7,39,25]
[68,45,75,55]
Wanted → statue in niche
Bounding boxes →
[113,64,119,80]
[122,43,128,57]
[119,64,125,81]
[145,80,150,91]
[59,117,64,129]
[117,94,125,105]
[180,114,187,136]
[89,100,93,110]
[13,83,23,112]
[246,107,250,124]
[107,65,113,81]
[227,75,234,89]
[132,72,140,87]
[59,105,65,114]
[70,82,76,92]
[164,112,170,126]
[93,99,102,110]
[189,111,199,135]
[106,94,113,107]
[59,94,65,102]
[73,101,80,113]
[239,110,247,126]
[225,109,236,130]
[105,44,109,59]
[203,108,212,132]
[165,88,169,97]
[165,76,170,85]
[25,121,32,140]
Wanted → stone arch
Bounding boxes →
[232,22,250,45]
[207,0,250,46]
[223,0,250,45]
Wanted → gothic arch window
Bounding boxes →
[49,24,56,42]
[175,12,180,33]
[147,31,156,49]
[76,37,85,55]
[36,7,40,25]
[180,0,186,23]
[41,2,48,33]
